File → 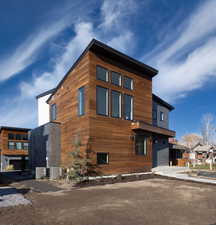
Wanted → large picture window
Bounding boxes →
[50,104,57,121]
[135,136,147,156]
[123,94,133,120]
[111,90,121,118]
[78,86,85,116]
[96,86,109,116]
[96,66,109,82]
[123,76,133,90]
[111,72,121,86]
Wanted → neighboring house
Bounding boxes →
[191,143,216,162]
[169,138,189,166]
[0,126,30,171]
[30,39,175,175]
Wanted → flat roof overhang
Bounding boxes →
[131,121,176,137]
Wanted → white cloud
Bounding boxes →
[0,19,71,83]
[147,0,216,102]
[0,0,136,128]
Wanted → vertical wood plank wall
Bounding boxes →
[49,50,153,174]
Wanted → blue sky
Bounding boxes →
[0,0,216,139]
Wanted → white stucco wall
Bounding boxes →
[37,94,51,126]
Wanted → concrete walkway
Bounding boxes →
[152,166,216,184]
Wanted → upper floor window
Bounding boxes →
[123,76,133,90]
[78,86,85,116]
[96,86,109,116]
[50,104,57,121]
[21,134,28,140]
[16,134,21,140]
[135,136,147,156]
[96,66,109,82]
[111,72,121,86]
[160,111,164,121]
[123,94,133,120]
[153,110,157,120]
[111,90,121,118]
[8,133,15,140]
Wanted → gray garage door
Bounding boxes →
[153,140,169,167]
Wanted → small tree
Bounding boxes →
[67,135,91,183]
[180,133,203,150]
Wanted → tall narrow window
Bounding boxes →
[96,66,109,82]
[124,94,133,120]
[153,110,157,120]
[123,76,133,90]
[111,72,121,86]
[135,136,147,155]
[96,86,109,116]
[78,86,85,116]
[50,104,57,121]
[97,153,109,164]
[111,90,121,118]
[160,111,164,121]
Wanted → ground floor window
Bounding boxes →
[135,135,147,156]
[97,152,109,165]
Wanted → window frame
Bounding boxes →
[111,90,121,118]
[50,104,57,121]
[8,133,15,140]
[160,111,164,121]
[135,135,148,156]
[22,142,29,150]
[16,142,22,150]
[96,86,109,116]
[8,141,15,150]
[78,86,85,116]
[97,152,109,165]
[96,65,109,82]
[123,94,133,120]
[111,71,121,86]
[123,76,133,90]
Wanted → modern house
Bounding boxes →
[0,126,30,171]
[30,39,175,175]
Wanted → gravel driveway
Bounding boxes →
[0,178,216,225]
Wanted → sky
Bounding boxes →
[0,0,216,139]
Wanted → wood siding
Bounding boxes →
[49,50,154,174]
[0,129,29,156]
[49,53,91,168]
[88,52,152,174]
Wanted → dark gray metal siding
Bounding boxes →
[153,137,169,167]
[29,122,61,171]
[152,101,170,129]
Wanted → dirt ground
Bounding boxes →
[0,178,216,225]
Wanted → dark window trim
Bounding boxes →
[135,135,148,156]
[97,152,109,165]
[111,71,122,87]
[78,86,85,116]
[123,94,134,121]
[96,65,109,82]
[123,76,134,90]
[111,90,121,118]
[96,85,109,117]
